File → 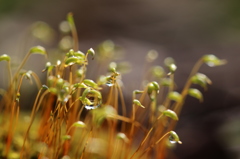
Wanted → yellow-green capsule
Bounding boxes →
[87,48,95,59]
[83,79,99,89]
[152,81,160,91]
[133,99,145,108]
[168,91,182,102]
[168,63,177,74]
[29,46,47,55]
[62,135,71,140]
[169,131,182,144]
[163,109,178,120]
[42,62,54,73]
[202,54,227,67]
[81,88,91,100]
[42,85,49,90]
[65,56,83,66]
[56,78,64,88]
[191,73,212,90]
[74,51,85,58]
[116,133,129,143]
[72,121,86,128]
[188,88,203,102]
[147,81,160,94]
[0,54,11,62]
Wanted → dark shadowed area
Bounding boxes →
[1,0,240,159]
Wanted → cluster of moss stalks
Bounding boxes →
[0,13,226,159]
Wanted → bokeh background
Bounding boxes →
[1,0,240,159]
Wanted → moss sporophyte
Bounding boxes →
[0,13,226,159]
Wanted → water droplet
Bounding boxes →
[85,104,100,110]
[169,135,177,144]
[83,93,102,110]
[106,82,114,87]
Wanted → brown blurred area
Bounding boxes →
[1,0,240,159]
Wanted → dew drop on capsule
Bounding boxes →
[106,82,114,87]
[83,94,101,110]
[85,105,100,110]
[169,135,177,144]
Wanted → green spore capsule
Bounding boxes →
[0,54,11,62]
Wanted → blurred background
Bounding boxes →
[1,0,240,158]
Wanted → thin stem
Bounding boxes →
[174,58,204,114]
[68,12,79,51]
[129,90,136,149]
[129,114,163,159]
[117,84,127,132]
[7,61,12,86]
[4,102,16,156]
[138,132,170,158]
[80,128,92,159]
[12,52,31,84]
[20,89,49,158]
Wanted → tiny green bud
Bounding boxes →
[24,71,32,80]
[191,73,212,90]
[116,133,129,143]
[74,51,85,58]
[163,109,178,120]
[87,48,95,59]
[83,79,99,89]
[42,85,49,90]
[188,88,203,102]
[66,49,75,57]
[65,56,84,66]
[80,97,94,106]
[73,83,88,89]
[147,83,155,95]
[202,54,227,67]
[0,54,11,62]
[168,91,182,102]
[72,121,86,128]
[56,78,64,89]
[81,88,91,100]
[47,76,56,87]
[147,81,160,94]
[168,63,177,75]
[29,46,47,55]
[62,135,71,140]
[133,99,145,108]
[42,62,54,72]
[152,81,160,92]
[49,88,57,94]
[169,131,182,144]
